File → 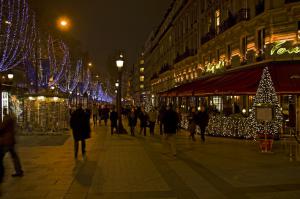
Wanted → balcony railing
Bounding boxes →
[285,0,300,3]
[255,1,265,16]
[174,49,197,63]
[201,29,216,45]
[219,15,236,34]
[158,64,171,75]
[150,72,158,80]
[201,9,249,44]
[237,8,250,22]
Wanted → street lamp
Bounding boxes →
[57,16,71,31]
[116,54,125,134]
[7,74,14,80]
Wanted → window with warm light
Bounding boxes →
[241,36,248,57]
[227,44,231,61]
[257,28,265,53]
[140,84,144,89]
[140,60,144,65]
[207,15,212,32]
[297,21,300,39]
[140,76,144,82]
[215,9,220,32]
[140,68,144,72]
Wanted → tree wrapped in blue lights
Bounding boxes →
[249,67,283,137]
[47,36,68,87]
[0,0,34,72]
[58,58,82,93]
[78,69,90,95]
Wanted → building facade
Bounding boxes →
[138,0,300,135]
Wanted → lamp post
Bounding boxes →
[116,54,124,134]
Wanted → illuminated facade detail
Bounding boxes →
[270,40,300,55]
[140,76,145,82]
[140,68,144,72]
[205,60,225,74]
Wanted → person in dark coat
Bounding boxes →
[110,107,118,135]
[139,107,148,136]
[163,104,179,156]
[0,109,23,184]
[198,105,209,142]
[158,105,166,135]
[102,105,110,126]
[98,105,103,125]
[70,104,88,159]
[84,107,91,139]
[188,107,198,141]
[128,107,137,136]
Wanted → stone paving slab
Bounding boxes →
[1,124,300,198]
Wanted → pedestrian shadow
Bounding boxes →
[73,160,98,187]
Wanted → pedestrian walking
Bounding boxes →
[198,105,209,142]
[158,105,166,135]
[0,108,24,184]
[70,104,89,160]
[110,107,118,135]
[162,104,179,156]
[139,107,148,136]
[188,107,198,141]
[176,107,182,131]
[102,105,110,126]
[98,105,103,125]
[128,107,137,136]
[92,104,98,126]
[148,107,158,136]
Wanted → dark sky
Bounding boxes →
[31,0,172,78]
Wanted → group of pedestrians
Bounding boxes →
[188,105,209,142]
[92,104,110,126]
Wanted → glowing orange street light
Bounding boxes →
[57,16,71,31]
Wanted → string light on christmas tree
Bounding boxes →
[249,67,283,137]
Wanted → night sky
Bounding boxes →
[31,0,172,78]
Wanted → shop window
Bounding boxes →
[211,96,223,112]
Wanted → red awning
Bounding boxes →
[161,61,300,97]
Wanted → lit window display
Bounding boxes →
[23,96,69,132]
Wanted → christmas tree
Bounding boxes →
[249,67,282,137]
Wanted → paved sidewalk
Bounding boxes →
[1,124,300,199]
